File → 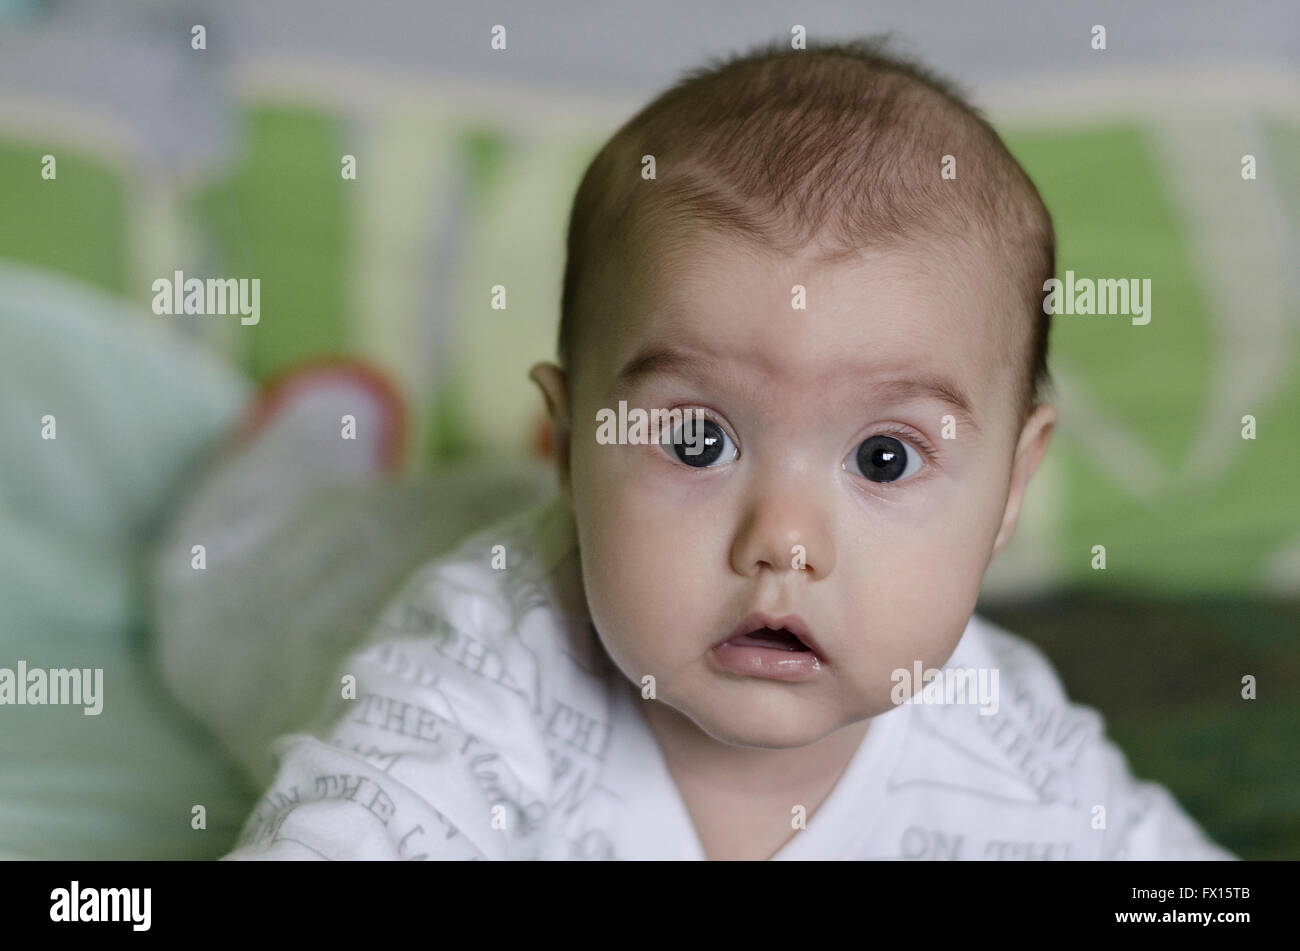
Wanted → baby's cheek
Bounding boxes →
[839,525,987,710]
[577,544,644,684]
[576,486,710,669]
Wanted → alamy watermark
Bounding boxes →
[152,270,260,325]
[50,881,150,931]
[0,661,103,715]
[596,401,707,455]
[890,661,999,715]
[1042,270,1150,325]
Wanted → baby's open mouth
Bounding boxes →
[713,612,824,679]
[726,627,812,652]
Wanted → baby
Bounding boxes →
[219,39,1232,860]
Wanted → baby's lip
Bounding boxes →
[717,611,825,661]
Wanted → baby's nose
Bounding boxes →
[728,491,835,580]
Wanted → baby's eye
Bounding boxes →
[660,416,737,468]
[843,434,923,484]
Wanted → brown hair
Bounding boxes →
[558,36,1055,426]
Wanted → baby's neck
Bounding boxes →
[632,680,871,859]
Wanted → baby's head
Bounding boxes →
[530,39,1057,748]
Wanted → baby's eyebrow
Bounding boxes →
[611,344,712,397]
[610,343,979,433]
[866,377,981,434]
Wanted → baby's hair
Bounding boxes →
[559,36,1055,428]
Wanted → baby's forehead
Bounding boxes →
[617,231,1021,366]
[590,235,1025,426]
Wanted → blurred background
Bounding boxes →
[0,0,1296,859]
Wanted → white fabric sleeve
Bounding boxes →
[220,557,552,861]
[1093,738,1236,860]
[974,620,1235,862]
[220,734,490,860]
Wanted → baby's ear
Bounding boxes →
[528,362,573,505]
[990,403,1057,561]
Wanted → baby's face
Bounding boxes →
[538,233,1054,749]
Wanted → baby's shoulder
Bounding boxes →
[892,614,1231,859]
[232,495,619,859]
[906,614,1107,801]
[335,493,617,757]
[351,492,603,693]
[366,493,583,646]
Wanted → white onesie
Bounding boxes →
[221,493,1234,861]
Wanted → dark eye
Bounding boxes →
[844,434,923,484]
[660,416,737,468]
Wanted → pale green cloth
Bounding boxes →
[0,261,254,859]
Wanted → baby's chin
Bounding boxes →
[651,684,864,750]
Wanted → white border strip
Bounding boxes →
[230,56,637,133]
[977,60,1300,124]
[232,54,1300,128]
